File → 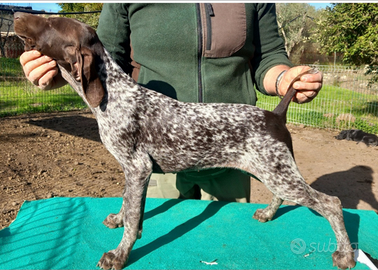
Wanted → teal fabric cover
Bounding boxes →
[0,197,377,269]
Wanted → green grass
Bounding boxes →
[0,81,87,117]
[0,57,87,117]
[0,57,22,77]
[257,84,378,134]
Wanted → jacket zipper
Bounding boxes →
[196,3,214,103]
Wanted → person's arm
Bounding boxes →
[264,65,323,104]
[251,3,322,103]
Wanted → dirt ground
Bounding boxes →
[1,110,378,232]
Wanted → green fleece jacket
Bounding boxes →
[97,3,293,105]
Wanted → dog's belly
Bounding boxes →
[147,142,249,173]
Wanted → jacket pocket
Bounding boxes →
[200,3,247,58]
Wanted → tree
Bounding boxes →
[275,3,318,59]
[315,3,378,67]
[58,3,103,29]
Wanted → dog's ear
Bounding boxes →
[75,47,105,108]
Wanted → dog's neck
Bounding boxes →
[100,49,140,92]
[58,63,89,104]
[58,48,140,115]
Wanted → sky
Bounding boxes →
[27,2,62,12]
[1,2,61,12]
[2,2,331,13]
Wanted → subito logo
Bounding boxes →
[290,238,306,254]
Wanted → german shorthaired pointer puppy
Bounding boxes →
[14,12,356,270]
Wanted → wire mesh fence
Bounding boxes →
[257,65,378,133]
[0,56,87,117]
[1,56,378,133]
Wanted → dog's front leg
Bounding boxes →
[98,155,152,270]
[103,180,150,231]
[103,199,126,229]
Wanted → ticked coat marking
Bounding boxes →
[14,12,356,270]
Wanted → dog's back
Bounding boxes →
[14,12,356,270]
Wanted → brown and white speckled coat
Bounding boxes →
[14,12,356,270]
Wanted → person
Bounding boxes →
[19,3,323,203]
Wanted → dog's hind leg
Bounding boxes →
[295,187,355,269]
[256,168,355,269]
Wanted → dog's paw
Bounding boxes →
[97,251,127,270]
[332,250,356,269]
[103,213,124,229]
[252,209,273,223]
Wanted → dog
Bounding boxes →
[336,129,378,147]
[14,12,356,270]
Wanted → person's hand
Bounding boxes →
[19,50,67,90]
[278,66,323,104]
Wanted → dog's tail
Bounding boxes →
[273,68,319,123]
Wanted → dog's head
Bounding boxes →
[14,12,105,107]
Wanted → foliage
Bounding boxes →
[275,3,318,58]
[364,65,378,87]
[315,3,378,86]
[57,3,103,29]
[315,3,378,67]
